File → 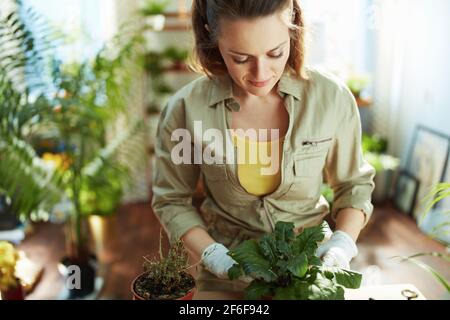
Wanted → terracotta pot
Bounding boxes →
[131,272,196,300]
[1,285,25,300]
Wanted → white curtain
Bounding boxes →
[370,0,411,150]
[301,0,368,78]
[371,0,450,156]
[371,0,450,244]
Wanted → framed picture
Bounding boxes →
[441,153,450,210]
[394,171,420,217]
[405,125,450,218]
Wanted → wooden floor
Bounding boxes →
[17,201,450,300]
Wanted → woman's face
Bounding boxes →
[217,12,291,98]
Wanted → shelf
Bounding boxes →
[161,24,191,32]
[144,11,192,32]
[161,64,192,73]
[163,12,191,19]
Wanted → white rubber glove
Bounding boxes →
[201,242,252,282]
[316,230,358,270]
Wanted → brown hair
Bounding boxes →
[190,0,307,79]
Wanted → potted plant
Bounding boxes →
[0,241,24,300]
[227,221,362,300]
[1,4,147,298]
[394,182,450,295]
[139,0,170,31]
[162,46,189,71]
[362,134,400,204]
[0,9,65,231]
[131,233,196,300]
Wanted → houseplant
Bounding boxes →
[0,7,65,225]
[227,221,362,300]
[362,134,400,204]
[162,46,189,70]
[139,0,170,16]
[139,0,170,31]
[0,241,24,300]
[1,3,147,298]
[131,233,196,300]
[394,182,450,294]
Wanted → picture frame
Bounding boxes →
[441,153,450,210]
[405,125,450,218]
[393,171,420,217]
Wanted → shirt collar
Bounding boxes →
[207,71,303,111]
[278,71,303,101]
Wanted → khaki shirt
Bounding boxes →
[152,68,375,248]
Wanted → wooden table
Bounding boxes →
[194,284,426,300]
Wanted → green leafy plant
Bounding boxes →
[419,182,450,232]
[133,232,195,300]
[361,134,399,173]
[227,221,362,300]
[1,2,147,265]
[362,134,388,154]
[0,136,63,221]
[320,184,334,207]
[394,182,450,294]
[139,0,170,16]
[0,7,64,221]
[162,46,189,65]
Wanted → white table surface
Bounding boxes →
[194,284,426,300]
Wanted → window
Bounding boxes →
[23,0,117,62]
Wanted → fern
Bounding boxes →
[0,136,63,220]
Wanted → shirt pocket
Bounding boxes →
[276,138,332,201]
[294,138,333,177]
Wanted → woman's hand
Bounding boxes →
[316,230,358,270]
[201,242,237,279]
[201,242,252,282]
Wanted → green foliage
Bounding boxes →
[139,0,170,16]
[0,2,147,260]
[362,133,388,154]
[79,120,143,216]
[0,4,65,222]
[362,134,399,173]
[0,136,63,221]
[228,221,362,300]
[393,252,450,293]
[419,183,450,229]
[162,46,189,64]
[320,184,334,206]
[392,183,450,294]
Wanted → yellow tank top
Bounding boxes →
[232,130,284,197]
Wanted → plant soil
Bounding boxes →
[134,272,195,300]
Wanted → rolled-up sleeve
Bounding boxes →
[151,98,207,243]
[324,86,376,227]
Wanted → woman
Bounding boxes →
[152,0,375,291]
